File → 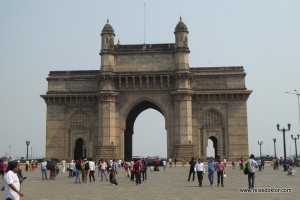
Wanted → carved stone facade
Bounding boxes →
[41,18,252,161]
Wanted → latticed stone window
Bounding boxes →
[203,110,223,127]
[71,113,89,128]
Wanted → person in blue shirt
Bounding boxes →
[207,157,216,187]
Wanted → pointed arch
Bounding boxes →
[124,99,166,161]
[202,109,224,128]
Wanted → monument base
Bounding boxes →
[96,146,118,160]
[175,144,195,162]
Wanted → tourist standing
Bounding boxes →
[257,158,262,171]
[133,159,141,185]
[239,157,244,170]
[89,158,96,183]
[41,159,48,180]
[261,158,265,170]
[99,159,108,181]
[74,160,81,183]
[187,157,196,181]
[130,159,135,180]
[162,159,167,171]
[141,157,147,181]
[69,160,75,178]
[123,160,131,178]
[207,157,216,187]
[48,159,56,180]
[247,154,258,189]
[3,161,24,200]
[194,159,205,187]
[25,160,29,172]
[216,159,225,187]
[168,158,172,167]
[231,160,235,169]
[61,159,66,173]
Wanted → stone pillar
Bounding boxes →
[172,91,194,161]
[97,91,119,159]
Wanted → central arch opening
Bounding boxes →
[124,100,166,161]
[133,109,166,158]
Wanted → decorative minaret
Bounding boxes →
[100,19,115,72]
[172,17,194,160]
[97,20,119,160]
[174,16,190,70]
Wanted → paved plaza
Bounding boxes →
[1,164,299,200]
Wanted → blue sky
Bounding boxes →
[1,0,300,159]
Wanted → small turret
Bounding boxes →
[174,17,189,49]
[173,17,190,70]
[100,19,115,71]
[101,19,115,51]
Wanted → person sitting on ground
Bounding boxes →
[287,164,295,176]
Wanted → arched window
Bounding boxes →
[184,36,188,46]
[71,113,89,128]
[203,110,223,127]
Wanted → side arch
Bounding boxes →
[200,109,226,159]
[67,110,93,159]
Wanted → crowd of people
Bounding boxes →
[37,157,151,186]
[1,154,298,199]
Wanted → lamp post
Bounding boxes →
[31,147,33,160]
[277,123,291,171]
[273,138,277,158]
[286,90,300,130]
[291,134,300,158]
[258,141,263,158]
[26,141,30,160]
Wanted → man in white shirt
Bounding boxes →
[194,158,205,187]
[89,158,96,182]
[247,154,258,189]
[3,161,24,200]
[61,159,66,173]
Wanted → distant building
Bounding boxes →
[41,18,252,161]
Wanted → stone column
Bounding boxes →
[172,91,194,161]
[97,91,119,159]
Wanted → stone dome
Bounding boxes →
[101,19,115,35]
[174,17,188,33]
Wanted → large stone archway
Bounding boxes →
[41,18,252,161]
[123,100,164,161]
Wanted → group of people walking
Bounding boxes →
[187,157,226,187]
[186,154,261,189]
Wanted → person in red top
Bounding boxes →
[133,159,141,185]
[216,158,225,187]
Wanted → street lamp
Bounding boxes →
[26,141,30,160]
[277,123,291,171]
[273,138,277,158]
[258,141,263,158]
[31,147,33,160]
[291,134,300,158]
[286,90,300,129]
